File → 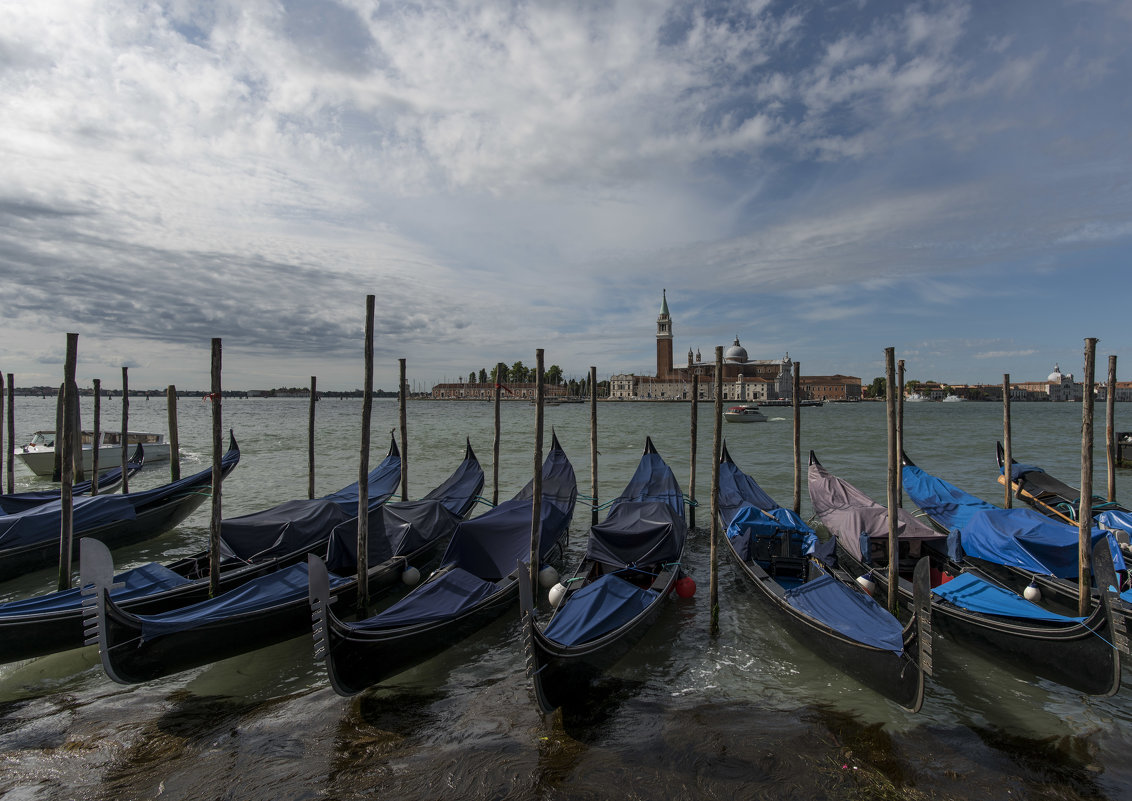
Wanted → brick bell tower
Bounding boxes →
[656,288,673,378]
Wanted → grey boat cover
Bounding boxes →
[808,460,946,563]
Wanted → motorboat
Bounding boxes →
[723,405,767,423]
[15,430,170,476]
[941,395,966,403]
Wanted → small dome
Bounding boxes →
[1047,363,1063,383]
[724,336,748,363]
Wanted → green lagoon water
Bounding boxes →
[1,395,1130,800]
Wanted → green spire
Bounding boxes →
[660,288,669,316]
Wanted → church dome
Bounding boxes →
[1047,364,1064,383]
[724,336,748,363]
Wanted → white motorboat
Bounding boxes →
[723,405,768,423]
[905,393,928,403]
[941,395,966,403]
[15,430,170,477]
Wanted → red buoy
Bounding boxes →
[675,576,696,598]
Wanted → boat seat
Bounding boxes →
[771,556,807,582]
[752,537,776,565]
[650,570,672,590]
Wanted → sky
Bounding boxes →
[1,0,1130,392]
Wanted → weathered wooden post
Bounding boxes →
[120,367,130,494]
[70,373,83,484]
[688,374,699,529]
[52,385,64,481]
[492,362,504,506]
[167,385,180,482]
[792,362,801,514]
[896,359,905,507]
[0,374,4,493]
[5,373,13,494]
[357,297,375,612]
[710,346,723,635]
[530,349,545,592]
[1106,355,1117,503]
[590,365,599,526]
[208,339,223,598]
[1078,338,1097,617]
[92,379,101,495]
[885,347,898,616]
[308,376,316,499]
[399,357,408,502]
[57,333,78,591]
[1003,374,1012,509]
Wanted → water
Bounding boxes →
[2,396,1130,799]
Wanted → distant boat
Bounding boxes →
[941,395,966,403]
[905,393,927,403]
[723,405,768,423]
[14,430,170,477]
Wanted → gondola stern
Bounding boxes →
[517,560,558,716]
[1091,544,1128,695]
[78,538,132,685]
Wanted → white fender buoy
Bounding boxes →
[856,575,876,595]
[548,582,567,606]
[402,565,421,586]
[538,565,559,589]
[1023,581,1041,602]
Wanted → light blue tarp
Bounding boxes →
[137,562,350,641]
[1097,509,1132,537]
[953,507,1126,578]
[0,562,190,618]
[725,505,816,563]
[932,572,1086,622]
[543,573,659,647]
[349,567,497,630]
[902,464,996,531]
[783,574,905,654]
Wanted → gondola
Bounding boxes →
[309,433,577,696]
[0,447,143,515]
[85,440,484,683]
[718,444,930,712]
[996,441,1132,541]
[520,437,686,714]
[0,435,240,584]
[0,435,401,665]
[812,451,1124,696]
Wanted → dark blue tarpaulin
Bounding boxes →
[902,464,996,531]
[0,562,191,618]
[350,567,498,630]
[585,501,686,568]
[543,573,659,646]
[717,456,778,527]
[953,507,1126,577]
[138,562,350,641]
[0,495,137,550]
[325,500,464,572]
[783,574,905,654]
[438,497,574,581]
[932,572,1086,622]
[611,443,684,518]
[221,499,355,562]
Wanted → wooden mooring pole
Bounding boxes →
[5,373,13,494]
[120,367,130,494]
[492,362,504,506]
[1106,355,1117,503]
[399,358,408,502]
[688,374,698,529]
[208,339,223,598]
[896,359,905,507]
[1003,374,1012,509]
[710,346,723,635]
[167,385,180,482]
[530,350,545,592]
[357,297,375,612]
[1078,338,1097,617]
[52,386,63,482]
[590,365,599,526]
[792,362,801,514]
[57,333,78,591]
[885,347,898,616]
[308,376,316,499]
[92,379,101,495]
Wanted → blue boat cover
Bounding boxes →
[717,457,777,527]
[902,464,996,531]
[138,562,350,640]
[1002,462,1044,481]
[610,444,684,518]
[543,573,659,646]
[952,507,1126,577]
[109,442,240,510]
[0,462,133,515]
[1097,509,1132,537]
[324,500,464,572]
[783,573,905,654]
[585,501,686,568]
[0,562,191,618]
[317,439,402,512]
[348,567,498,630]
[725,505,817,562]
[932,572,1086,623]
[221,499,355,562]
[0,495,137,550]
